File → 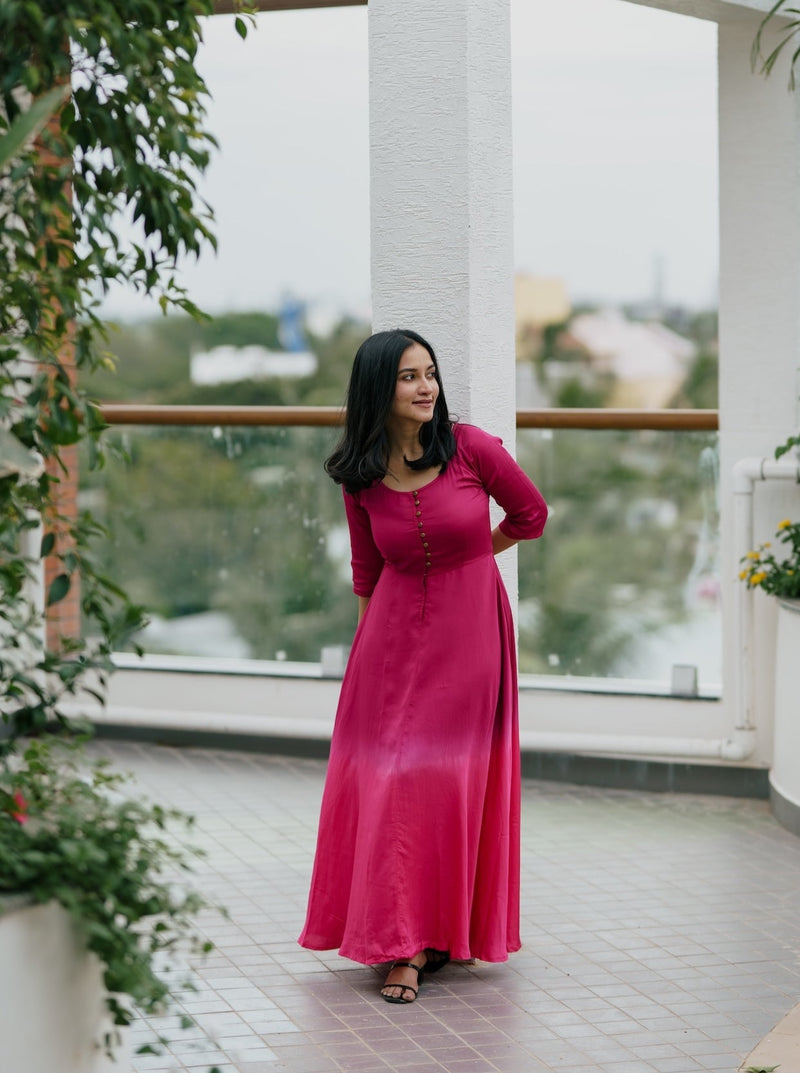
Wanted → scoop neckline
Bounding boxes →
[380,467,444,494]
[377,423,463,493]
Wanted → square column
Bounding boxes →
[368,0,516,447]
[718,15,800,756]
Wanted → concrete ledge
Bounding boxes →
[75,664,769,796]
[770,779,800,837]
[522,751,769,798]
[94,720,332,760]
[92,721,770,798]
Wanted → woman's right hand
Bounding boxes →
[357,596,371,624]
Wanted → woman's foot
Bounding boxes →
[380,952,427,1004]
[423,948,450,973]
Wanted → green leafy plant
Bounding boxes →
[752,0,800,90]
[0,737,221,1060]
[0,1,253,739]
[775,433,800,460]
[0,2,251,1067]
[0,84,70,171]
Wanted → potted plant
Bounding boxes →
[739,433,800,604]
[0,4,253,1069]
[0,735,222,1071]
[739,435,800,828]
[739,516,800,603]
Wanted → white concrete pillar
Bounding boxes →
[368,0,519,605]
[718,15,800,758]
[368,0,516,447]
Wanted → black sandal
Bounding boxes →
[380,959,425,1004]
[423,948,450,973]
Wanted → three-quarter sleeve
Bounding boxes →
[458,424,548,540]
[343,488,385,597]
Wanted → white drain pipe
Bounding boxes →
[733,454,800,749]
[517,729,756,761]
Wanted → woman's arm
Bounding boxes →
[492,526,518,556]
[357,595,371,624]
[458,425,548,542]
[343,489,384,602]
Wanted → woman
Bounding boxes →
[298,329,547,1003]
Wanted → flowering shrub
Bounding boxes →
[6,790,28,824]
[0,737,221,1063]
[0,5,250,1068]
[740,519,800,599]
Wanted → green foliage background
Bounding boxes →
[81,313,366,661]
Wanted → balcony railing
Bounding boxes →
[100,404,718,430]
[89,406,721,692]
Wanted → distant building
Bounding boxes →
[190,344,318,386]
[514,274,571,336]
[514,275,572,406]
[567,308,696,409]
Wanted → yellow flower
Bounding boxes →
[750,571,767,585]
[764,542,772,548]
[739,570,749,580]
[746,551,760,561]
[778,519,792,530]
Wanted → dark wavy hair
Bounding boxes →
[324,329,456,493]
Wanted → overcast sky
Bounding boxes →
[99,0,719,323]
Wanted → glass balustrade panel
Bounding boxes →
[516,427,720,690]
[80,424,721,691]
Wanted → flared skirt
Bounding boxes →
[298,554,521,964]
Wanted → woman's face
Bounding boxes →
[387,343,440,428]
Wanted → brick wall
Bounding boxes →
[44,441,81,651]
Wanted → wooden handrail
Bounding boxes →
[99,404,343,427]
[213,0,365,11]
[516,409,718,431]
[99,404,719,432]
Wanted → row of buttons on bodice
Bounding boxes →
[413,489,431,576]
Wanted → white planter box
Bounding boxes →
[771,598,800,814]
[0,899,130,1073]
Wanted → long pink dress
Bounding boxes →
[298,423,547,964]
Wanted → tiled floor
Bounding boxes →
[93,741,800,1073]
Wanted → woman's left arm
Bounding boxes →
[492,526,519,556]
[461,425,549,545]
